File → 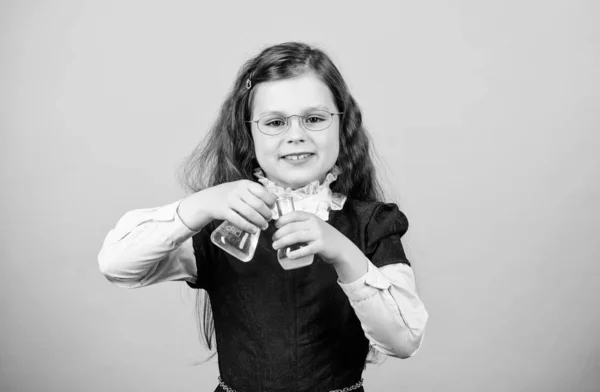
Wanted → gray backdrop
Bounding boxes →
[1,1,599,391]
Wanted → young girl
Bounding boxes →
[98,42,428,392]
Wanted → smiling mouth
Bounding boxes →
[282,153,314,161]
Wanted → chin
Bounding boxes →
[283,177,311,190]
[261,160,331,189]
[284,172,328,190]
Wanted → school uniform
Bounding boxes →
[98,168,428,392]
[189,200,414,392]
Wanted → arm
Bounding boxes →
[271,203,428,358]
[336,257,428,359]
[97,199,201,289]
[98,182,276,289]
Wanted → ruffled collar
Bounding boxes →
[253,166,347,221]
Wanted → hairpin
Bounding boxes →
[246,78,252,90]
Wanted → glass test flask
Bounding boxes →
[210,221,260,262]
[276,196,314,270]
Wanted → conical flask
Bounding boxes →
[276,196,314,270]
[210,221,260,262]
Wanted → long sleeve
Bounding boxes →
[337,258,428,359]
[97,200,200,289]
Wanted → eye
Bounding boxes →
[305,114,326,124]
[264,118,286,127]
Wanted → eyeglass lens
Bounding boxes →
[258,110,333,134]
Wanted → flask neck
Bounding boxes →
[275,197,295,215]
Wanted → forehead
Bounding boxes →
[251,73,337,116]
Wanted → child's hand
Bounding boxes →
[271,211,351,265]
[203,180,277,233]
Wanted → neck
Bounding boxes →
[268,175,328,190]
[254,166,342,198]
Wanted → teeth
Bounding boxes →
[285,153,311,161]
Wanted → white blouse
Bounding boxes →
[97,200,429,359]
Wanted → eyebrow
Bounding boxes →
[257,105,331,117]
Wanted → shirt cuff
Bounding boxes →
[337,258,391,302]
[154,200,199,245]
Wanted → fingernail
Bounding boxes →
[262,224,269,230]
[272,242,278,249]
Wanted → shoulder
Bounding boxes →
[340,199,408,232]
[332,198,409,244]
[337,199,411,267]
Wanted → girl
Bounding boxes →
[98,42,428,392]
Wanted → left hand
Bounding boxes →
[272,211,350,265]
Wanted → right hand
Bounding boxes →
[202,180,277,233]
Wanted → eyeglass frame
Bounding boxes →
[246,110,344,136]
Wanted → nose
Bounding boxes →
[285,115,307,142]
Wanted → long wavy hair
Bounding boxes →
[178,42,385,364]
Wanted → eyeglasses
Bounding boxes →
[246,110,344,136]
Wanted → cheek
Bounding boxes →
[250,129,264,154]
[324,128,340,158]
[251,131,276,160]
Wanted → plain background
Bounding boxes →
[1,1,599,391]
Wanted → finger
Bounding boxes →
[272,230,313,250]
[231,197,269,230]
[247,183,277,208]
[287,243,317,259]
[224,210,259,234]
[240,190,273,223]
[274,211,313,228]
[271,221,305,242]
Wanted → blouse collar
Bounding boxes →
[253,165,347,221]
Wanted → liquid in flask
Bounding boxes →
[210,221,260,262]
[276,196,314,270]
